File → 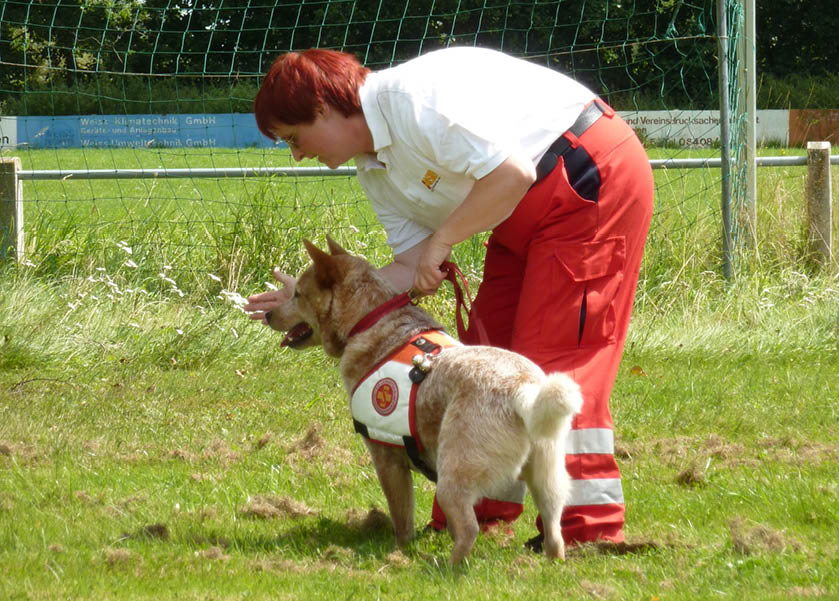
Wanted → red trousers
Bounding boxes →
[431,101,654,544]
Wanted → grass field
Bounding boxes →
[1,147,838,600]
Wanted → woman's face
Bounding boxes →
[272,104,361,169]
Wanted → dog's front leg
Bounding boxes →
[365,441,415,547]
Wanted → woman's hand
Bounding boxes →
[244,269,297,325]
[412,235,452,296]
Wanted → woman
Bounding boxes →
[245,46,653,548]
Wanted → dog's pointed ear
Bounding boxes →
[325,235,348,256]
[303,239,341,289]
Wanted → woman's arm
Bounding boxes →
[412,153,536,295]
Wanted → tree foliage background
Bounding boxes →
[0,0,836,116]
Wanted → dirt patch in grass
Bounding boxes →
[0,440,43,465]
[239,495,318,519]
[345,506,391,535]
[123,523,169,541]
[321,544,356,566]
[729,516,804,555]
[283,423,356,482]
[675,462,707,487]
[785,586,829,598]
[385,550,412,567]
[167,437,241,466]
[570,539,662,557]
[287,423,326,459]
[580,579,617,599]
[618,434,839,470]
[198,546,231,561]
[507,553,541,576]
[251,557,307,574]
[103,547,140,566]
[169,448,199,463]
[74,490,105,505]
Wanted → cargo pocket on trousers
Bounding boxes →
[539,237,626,351]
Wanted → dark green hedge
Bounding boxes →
[2,71,836,117]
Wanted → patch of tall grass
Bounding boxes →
[1,146,837,370]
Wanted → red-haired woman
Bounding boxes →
[245,46,654,550]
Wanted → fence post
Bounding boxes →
[717,0,734,279]
[806,141,833,267]
[0,157,24,263]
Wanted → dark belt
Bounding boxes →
[533,100,605,201]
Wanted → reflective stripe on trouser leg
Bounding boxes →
[562,427,625,542]
[565,428,624,507]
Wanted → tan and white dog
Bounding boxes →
[267,238,582,564]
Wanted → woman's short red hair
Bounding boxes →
[254,49,370,140]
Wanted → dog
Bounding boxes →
[266,237,582,564]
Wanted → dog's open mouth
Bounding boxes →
[281,321,314,348]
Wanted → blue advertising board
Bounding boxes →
[7,113,278,149]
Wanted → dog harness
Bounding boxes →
[351,329,460,482]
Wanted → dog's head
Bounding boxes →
[266,236,395,357]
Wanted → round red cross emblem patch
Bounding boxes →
[371,378,398,416]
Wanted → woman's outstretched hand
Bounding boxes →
[244,269,297,326]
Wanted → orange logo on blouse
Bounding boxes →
[421,169,440,191]
[372,378,398,416]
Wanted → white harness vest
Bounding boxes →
[351,330,460,479]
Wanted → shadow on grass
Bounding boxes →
[181,513,399,560]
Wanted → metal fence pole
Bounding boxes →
[0,157,24,263]
[806,141,833,267]
[737,0,758,245]
[717,0,734,279]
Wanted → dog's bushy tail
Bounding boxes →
[516,373,583,439]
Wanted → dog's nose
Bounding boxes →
[264,310,273,322]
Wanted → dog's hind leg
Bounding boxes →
[435,475,480,565]
[366,442,415,547]
[522,439,570,560]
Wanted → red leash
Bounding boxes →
[347,261,489,345]
[440,260,490,345]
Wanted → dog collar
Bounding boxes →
[347,293,413,339]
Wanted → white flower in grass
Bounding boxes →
[116,241,133,255]
[208,273,222,283]
[219,289,247,311]
[125,259,138,269]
